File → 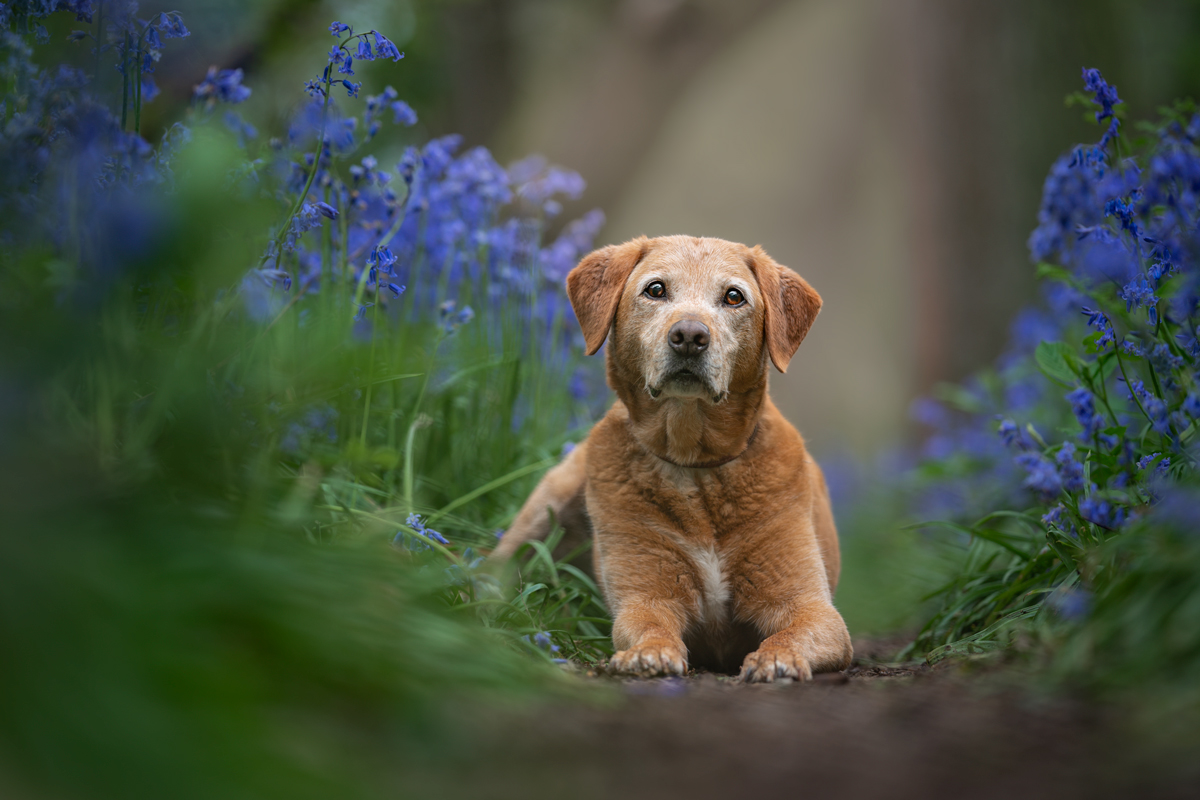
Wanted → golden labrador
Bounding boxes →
[492,235,852,682]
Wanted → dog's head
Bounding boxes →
[566,235,821,404]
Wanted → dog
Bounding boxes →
[492,235,852,682]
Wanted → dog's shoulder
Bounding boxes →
[584,401,644,480]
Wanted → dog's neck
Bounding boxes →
[613,373,767,468]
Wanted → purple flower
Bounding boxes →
[373,31,403,61]
[1082,67,1122,123]
[1080,307,1114,349]
[1015,452,1062,499]
[1119,276,1159,322]
[1078,496,1126,529]
[330,21,351,37]
[391,100,417,126]
[194,67,252,104]
[1183,394,1200,418]
[1046,587,1091,620]
[1055,442,1086,492]
[405,513,449,545]
[156,12,190,39]
[997,418,1032,450]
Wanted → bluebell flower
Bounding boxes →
[439,300,475,333]
[156,12,190,39]
[356,38,374,61]
[314,201,338,219]
[330,21,351,36]
[997,418,1033,450]
[1136,452,1162,471]
[1065,387,1104,440]
[1046,587,1091,620]
[1118,275,1159,322]
[1120,340,1143,357]
[391,100,417,126]
[304,79,324,97]
[1125,380,1169,433]
[140,76,160,103]
[1015,452,1062,499]
[338,55,354,76]
[1177,334,1200,358]
[406,513,449,545]
[386,283,405,297]
[1042,504,1068,529]
[1148,342,1183,374]
[1080,307,1115,349]
[367,245,397,274]
[145,26,164,52]
[194,67,251,104]
[1183,394,1200,418]
[1082,67,1121,123]
[522,632,560,654]
[222,111,257,146]
[1078,496,1126,529]
[341,80,360,98]
[1142,393,1171,435]
[1154,488,1200,532]
[1055,442,1086,492]
[372,31,403,61]
[1006,307,1060,357]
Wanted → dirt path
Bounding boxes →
[412,638,1197,800]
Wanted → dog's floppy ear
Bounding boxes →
[746,245,822,373]
[566,236,650,355]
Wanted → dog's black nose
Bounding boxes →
[668,319,710,356]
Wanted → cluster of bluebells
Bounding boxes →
[913,68,1200,575]
[1,2,194,283]
[230,19,604,367]
[393,513,449,551]
[521,631,566,664]
[393,515,497,597]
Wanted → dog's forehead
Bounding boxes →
[631,237,756,289]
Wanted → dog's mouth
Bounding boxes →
[647,369,725,404]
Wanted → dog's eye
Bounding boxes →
[724,288,745,306]
[644,281,666,299]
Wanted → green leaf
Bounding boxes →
[925,605,1040,666]
[1036,262,1073,283]
[1035,341,1079,386]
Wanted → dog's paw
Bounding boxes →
[608,641,688,678]
[738,645,813,683]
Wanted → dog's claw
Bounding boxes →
[609,642,687,678]
[739,646,812,683]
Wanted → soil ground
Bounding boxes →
[414,637,1199,800]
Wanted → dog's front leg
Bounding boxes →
[608,596,690,678]
[737,598,852,682]
[731,537,852,682]
[598,533,700,678]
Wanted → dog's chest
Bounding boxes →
[653,466,749,623]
